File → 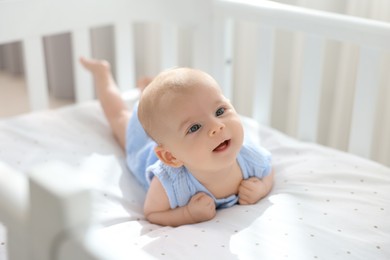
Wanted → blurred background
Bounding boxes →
[0,0,389,165]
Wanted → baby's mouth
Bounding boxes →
[213,139,230,152]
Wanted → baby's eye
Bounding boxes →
[216,107,225,117]
[187,124,201,134]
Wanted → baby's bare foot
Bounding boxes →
[80,57,116,94]
[81,56,153,92]
[79,57,111,77]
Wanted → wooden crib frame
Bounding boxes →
[1,0,389,259]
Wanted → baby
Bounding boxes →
[80,57,274,227]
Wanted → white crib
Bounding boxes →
[0,0,389,259]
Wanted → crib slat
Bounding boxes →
[212,12,226,92]
[22,37,49,110]
[297,35,325,142]
[114,20,136,91]
[213,15,235,100]
[348,47,381,158]
[71,28,94,103]
[161,23,178,70]
[252,25,275,125]
[192,22,213,72]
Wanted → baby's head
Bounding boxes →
[138,68,220,143]
[138,68,244,170]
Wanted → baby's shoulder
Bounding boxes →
[241,140,271,160]
[238,141,272,178]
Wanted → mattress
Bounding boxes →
[0,97,389,260]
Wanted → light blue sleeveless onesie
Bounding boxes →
[126,104,272,209]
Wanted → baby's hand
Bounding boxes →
[186,192,216,223]
[238,177,267,205]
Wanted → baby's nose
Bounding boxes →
[208,124,224,137]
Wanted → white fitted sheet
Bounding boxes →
[0,99,389,260]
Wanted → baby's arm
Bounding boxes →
[238,168,274,205]
[144,177,216,227]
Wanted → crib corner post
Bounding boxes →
[28,162,95,260]
[0,162,30,260]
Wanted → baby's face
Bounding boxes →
[159,77,244,174]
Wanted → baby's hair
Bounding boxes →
[137,67,220,143]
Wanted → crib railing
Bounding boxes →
[213,0,390,160]
[0,0,213,109]
[1,0,389,163]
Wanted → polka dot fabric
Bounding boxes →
[0,101,389,260]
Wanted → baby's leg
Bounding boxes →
[80,57,131,150]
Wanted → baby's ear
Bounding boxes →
[154,145,183,168]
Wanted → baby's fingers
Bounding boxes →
[238,193,251,205]
[191,192,207,201]
[241,177,260,187]
[239,182,252,193]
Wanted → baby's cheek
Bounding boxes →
[236,123,245,144]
